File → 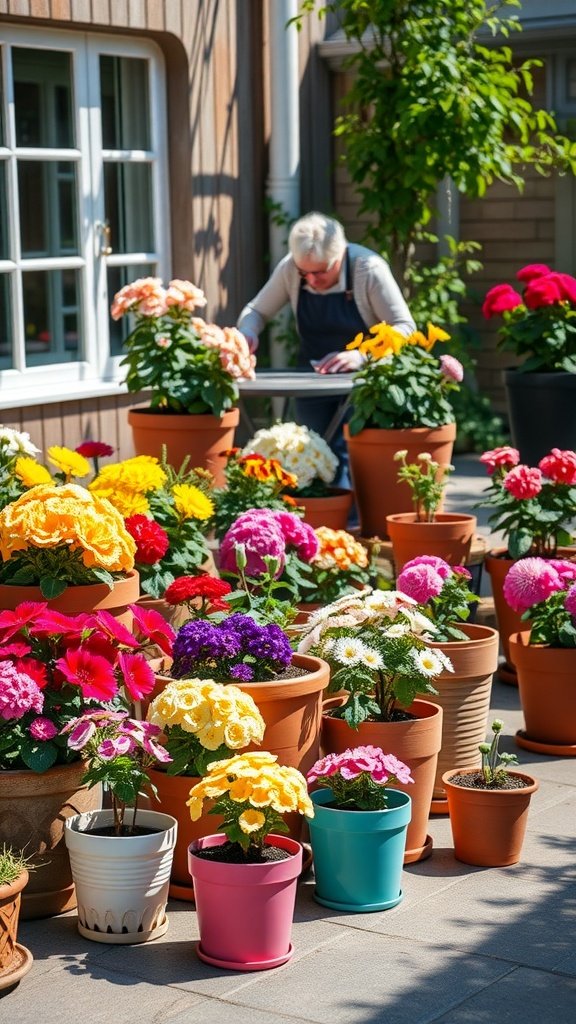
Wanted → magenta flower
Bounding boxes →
[397,563,445,604]
[56,648,118,701]
[308,745,413,789]
[274,511,320,562]
[220,509,287,576]
[503,558,564,612]
[565,584,576,617]
[503,465,543,500]
[98,735,134,759]
[548,559,576,585]
[29,716,58,741]
[66,716,97,750]
[538,448,576,486]
[516,264,552,283]
[0,661,44,720]
[118,651,156,701]
[439,354,464,383]
[401,555,452,579]
[479,446,520,475]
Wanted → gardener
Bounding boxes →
[237,212,415,482]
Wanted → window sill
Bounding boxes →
[0,379,139,412]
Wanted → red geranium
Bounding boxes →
[539,448,576,486]
[482,284,523,319]
[523,275,565,309]
[503,465,543,500]
[125,514,170,564]
[164,574,232,614]
[75,441,115,458]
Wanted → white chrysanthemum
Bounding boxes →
[333,636,367,665]
[433,649,454,673]
[322,637,335,654]
[382,622,410,637]
[360,647,383,669]
[0,426,40,457]
[243,421,338,488]
[412,649,444,677]
[404,609,438,634]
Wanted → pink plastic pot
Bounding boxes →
[188,833,302,971]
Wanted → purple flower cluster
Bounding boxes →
[219,508,319,577]
[171,612,293,682]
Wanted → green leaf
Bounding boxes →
[40,576,67,599]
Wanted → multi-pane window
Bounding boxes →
[0,28,169,401]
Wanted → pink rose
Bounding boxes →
[482,284,523,319]
[544,272,576,305]
[503,465,543,500]
[479,446,520,475]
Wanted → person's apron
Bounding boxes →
[295,249,367,483]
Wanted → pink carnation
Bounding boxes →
[548,559,576,585]
[273,511,319,562]
[397,563,445,604]
[503,465,543,500]
[439,354,464,383]
[479,446,520,475]
[29,716,58,740]
[503,558,564,612]
[401,555,452,579]
[0,661,44,720]
[565,584,576,617]
[220,510,287,577]
[538,448,576,486]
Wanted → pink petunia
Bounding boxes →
[65,717,96,750]
[503,465,543,500]
[129,604,175,657]
[503,558,564,612]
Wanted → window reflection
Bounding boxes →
[104,162,154,254]
[23,268,82,364]
[18,161,78,256]
[0,276,13,369]
[107,263,156,356]
[13,48,74,148]
[100,56,150,150]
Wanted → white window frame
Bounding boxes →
[0,25,170,409]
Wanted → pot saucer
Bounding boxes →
[313,889,403,913]
[0,944,33,991]
[497,662,518,687]
[515,730,576,757]
[430,797,449,815]
[196,941,294,971]
[404,833,433,863]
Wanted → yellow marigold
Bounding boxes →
[14,457,52,488]
[90,455,167,495]
[314,527,369,571]
[106,489,151,517]
[172,483,214,521]
[47,446,91,479]
[239,809,265,834]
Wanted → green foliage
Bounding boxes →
[479,719,518,786]
[213,453,292,540]
[496,304,576,373]
[0,845,31,886]
[208,794,289,854]
[222,551,301,629]
[406,236,483,325]
[393,450,453,521]
[325,771,393,811]
[0,547,116,595]
[522,589,576,648]
[476,465,576,559]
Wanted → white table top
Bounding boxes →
[237,370,355,398]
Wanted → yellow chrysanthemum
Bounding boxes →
[172,483,214,521]
[239,809,266,834]
[47,446,91,479]
[90,455,167,496]
[14,457,52,487]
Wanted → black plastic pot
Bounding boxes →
[503,369,576,465]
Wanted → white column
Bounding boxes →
[267,0,301,367]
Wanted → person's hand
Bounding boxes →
[315,349,363,373]
[245,334,259,354]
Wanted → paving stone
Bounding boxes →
[432,964,576,1023]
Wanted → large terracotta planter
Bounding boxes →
[146,768,224,902]
[344,422,456,538]
[0,570,140,629]
[509,632,576,755]
[443,767,539,866]
[320,698,443,863]
[296,488,354,530]
[189,833,302,970]
[0,762,102,920]
[128,407,239,486]
[0,869,33,992]
[422,624,499,811]
[386,512,477,572]
[65,808,177,944]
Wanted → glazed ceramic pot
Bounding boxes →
[128,407,239,486]
[308,788,411,912]
[65,808,177,944]
[386,512,477,571]
[0,762,102,920]
[320,698,442,863]
[0,868,33,991]
[509,632,576,756]
[344,422,456,538]
[443,767,539,866]
[188,833,302,970]
[296,488,354,530]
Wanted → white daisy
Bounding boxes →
[412,649,444,677]
[333,637,367,665]
[360,647,383,670]
[433,649,454,673]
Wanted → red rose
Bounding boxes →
[516,264,551,283]
[546,272,576,305]
[125,515,170,564]
[482,284,523,319]
[539,448,576,485]
[503,465,543,500]
[523,275,564,309]
[75,441,115,458]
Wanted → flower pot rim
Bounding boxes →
[322,696,443,724]
[65,807,177,846]
[386,512,477,526]
[426,622,500,648]
[0,868,29,901]
[344,422,456,441]
[441,766,539,793]
[158,653,329,701]
[188,832,303,884]
[128,406,239,424]
[310,786,411,822]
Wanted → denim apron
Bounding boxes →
[295,249,367,483]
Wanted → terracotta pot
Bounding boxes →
[189,833,302,970]
[442,767,539,866]
[320,698,443,863]
[296,488,354,530]
[422,624,499,810]
[128,407,239,487]
[0,869,33,991]
[143,654,329,841]
[484,549,524,683]
[509,632,576,755]
[344,422,456,538]
[0,762,102,919]
[146,768,224,901]
[0,570,140,629]
[386,512,477,571]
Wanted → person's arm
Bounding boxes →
[357,253,416,336]
[237,255,294,353]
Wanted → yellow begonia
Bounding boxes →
[172,483,214,521]
[14,458,52,488]
[47,445,91,479]
[146,678,265,750]
[239,809,266,834]
[0,483,136,572]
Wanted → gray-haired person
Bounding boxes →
[237,212,415,484]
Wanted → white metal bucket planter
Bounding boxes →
[65,809,177,944]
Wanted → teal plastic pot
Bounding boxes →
[309,788,412,912]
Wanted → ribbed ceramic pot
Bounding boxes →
[65,808,177,944]
[509,632,576,755]
[0,762,102,920]
[308,788,411,912]
[188,833,302,971]
[443,768,539,866]
[422,624,499,811]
